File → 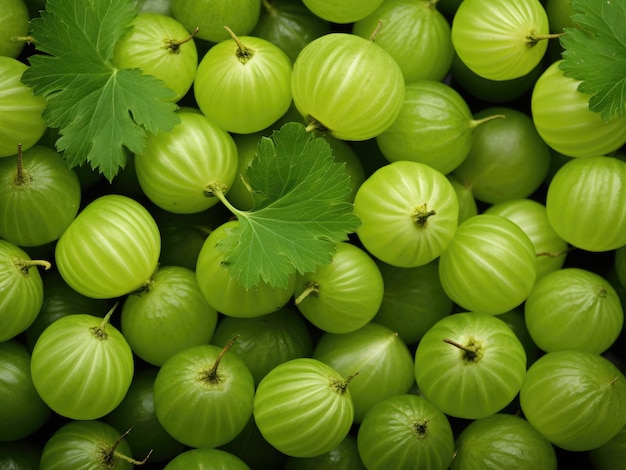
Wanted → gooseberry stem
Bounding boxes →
[369,20,383,41]
[203,334,240,383]
[107,428,153,466]
[224,25,254,62]
[165,26,199,53]
[469,114,506,130]
[14,143,31,186]
[294,282,319,305]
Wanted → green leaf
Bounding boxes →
[559,0,626,121]
[21,0,180,181]
[213,122,362,289]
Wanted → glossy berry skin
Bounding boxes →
[301,0,385,24]
[30,313,134,420]
[293,242,385,334]
[135,110,239,214]
[0,339,51,442]
[531,60,626,158]
[450,413,558,470]
[0,57,47,157]
[438,214,537,315]
[291,32,405,141]
[414,312,527,420]
[357,394,455,470]
[113,12,198,102]
[354,161,459,268]
[253,358,355,458]
[353,0,454,82]
[194,34,293,134]
[0,240,47,343]
[520,350,626,451]
[545,155,626,252]
[55,194,161,299]
[153,344,255,449]
[170,0,261,43]
[0,145,81,247]
[451,0,550,81]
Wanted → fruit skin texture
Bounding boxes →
[312,322,416,423]
[451,106,551,204]
[55,194,161,299]
[450,413,557,470]
[170,0,261,43]
[0,56,47,157]
[0,240,46,343]
[414,312,527,420]
[39,420,134,470]
[253,357,354,458]
[545,155,626,252]
[524,268,624,354]
[484,198,567,282]
[519,349,626,451]
[153,344,255,449]
[294,241,385,334]
[531,60,626,158]
[30,313,134,420]
[438,214,537,314]
[451,0,550,81]
[0,145,81,247]
[375,80,477,175]
[354,161,459,268]
[0,0,30,58]
[121,265,219,367]
[251,0,330,64]
[163,447,251,470]
[353,0,454,82]
[291,32,405,141]
[134,110,239,214]
[194,34,293,134]
[0,339,51,442]
[302,0,385,24]
[356,394,455,470]
[113,12,198,102]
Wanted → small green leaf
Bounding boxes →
[559,0,626,121]
[214,122,362,289]
[21,0,180,181]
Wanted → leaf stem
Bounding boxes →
[205,182,242,219]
